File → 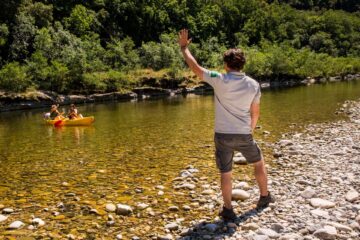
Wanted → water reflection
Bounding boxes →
[45,125,95,144]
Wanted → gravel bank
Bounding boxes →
[177,100,360,240]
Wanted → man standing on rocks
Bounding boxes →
[178,29,275,221]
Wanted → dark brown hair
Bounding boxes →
[223,48,246,71]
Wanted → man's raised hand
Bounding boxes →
[178,29,192,49]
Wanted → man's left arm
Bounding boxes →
[250,102,260,132]
[250,85,261,132]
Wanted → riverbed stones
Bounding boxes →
[310,198,335,209]
[234,182,250,190]
[345,190,359,202]
[32,218,45,227]
[313,225,337,240]
[0,214,7,222]
[157,234,173,240]
[165,222,179,231]
[325,222,352,232]
[232,189,250,201]
[116,204,133,216]
[168,206,179,211]
[204,223,219,232]
[8,220,24,229]
[137,203,149,210]
[105,203,116,212]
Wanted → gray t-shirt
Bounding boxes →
[203,70,261,134]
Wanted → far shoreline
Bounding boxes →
[0,74,359,113]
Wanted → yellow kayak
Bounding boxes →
[45,116,95,126]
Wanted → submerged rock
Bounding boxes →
[116,204,133,216]
[105,203,116,212]
[32,218,45,227]
[8,220,24,229]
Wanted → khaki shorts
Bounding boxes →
[214,133,263,173]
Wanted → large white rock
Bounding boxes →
[116,204,133,216]
[8,221,24,229]
[310,198,335,209]
[313,225,337,240]
[345,190,359,202]
[232,189,250,201]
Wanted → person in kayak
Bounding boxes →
[67,104,78,120]
[178,29,275,221]
[50,105,62,120]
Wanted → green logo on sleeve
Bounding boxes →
[210,71,220,78]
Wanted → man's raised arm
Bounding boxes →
[178,29,205,80]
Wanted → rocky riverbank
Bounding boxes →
[174,100,360,240]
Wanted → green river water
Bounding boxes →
[0,81,359,238]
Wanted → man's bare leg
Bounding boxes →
[254,159,268,196]
[221,171,233,209]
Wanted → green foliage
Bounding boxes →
[0,0,359,93]
[64,5,98,36]
[140,33,183,71]
[81,70,128,93]
[0,62,30,92]
[0,24,9,47]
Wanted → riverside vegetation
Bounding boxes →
[0,0,360,95]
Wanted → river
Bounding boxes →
[0,80,359,238]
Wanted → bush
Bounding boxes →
[0,62,30,92]
[81,70,129,93]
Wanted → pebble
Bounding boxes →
[310,209,330,218]
[116,234,122,240]
[313,225,337,240]
[232,189,250,201]
[0,214,7,222]
[157,234,173,240]
[257,228,280,238]
[168,206,179,211]
[301,187,316,199]
[182,205,191,211]
[234,181,250,190]
[325,222,352,232]
[345,190,359,202]
[116,204,133,216]
[165,222,179,231]
[8,220,24,229]
[105,203,116,212]
[310,198,335,209]
[137,203,149,210]
[205,223,218,232]
[242,222,260,230]
[252,235,270,240]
